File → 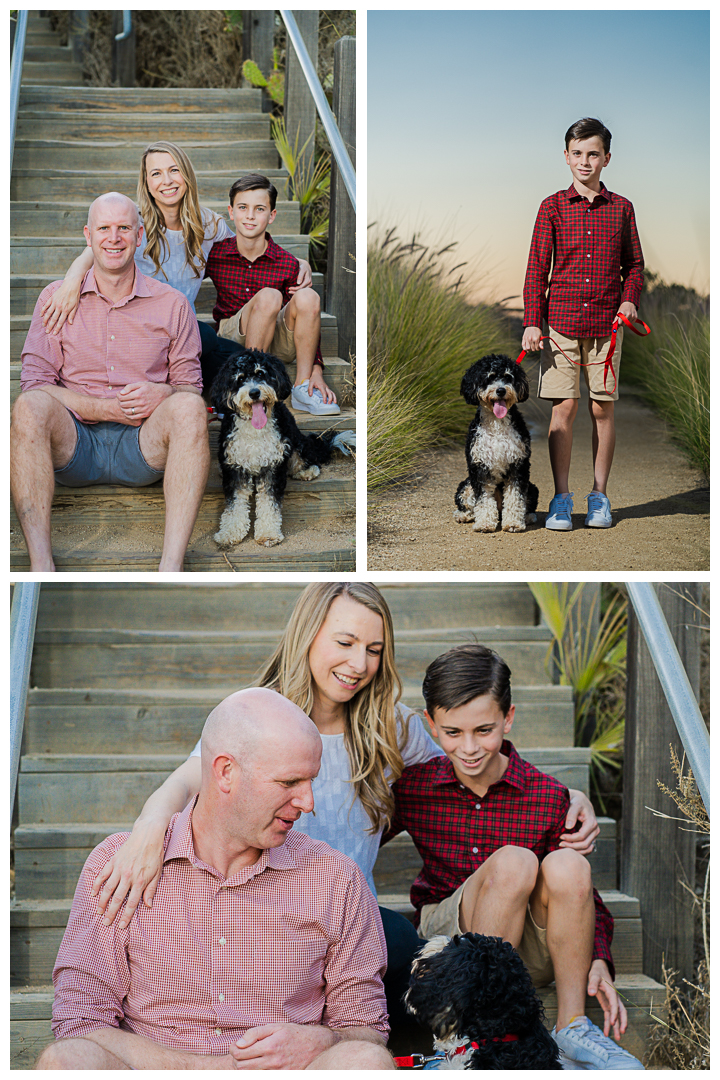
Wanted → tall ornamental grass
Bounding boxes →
[622,274,709,479]
[368,226,514,489]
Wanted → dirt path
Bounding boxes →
[368,391,709,572]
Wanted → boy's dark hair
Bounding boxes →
[422,644,512,719]
[228,173,278,211]
[565,118,612,155]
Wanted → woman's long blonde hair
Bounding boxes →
[137,141,219,280]
[256,582,408,834]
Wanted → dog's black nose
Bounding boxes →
[249,388,261,400]
[495,387,506,397]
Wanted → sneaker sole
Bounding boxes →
[585,519,612,528]
[545,520,573,531]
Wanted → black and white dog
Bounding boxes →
[405,934,562,1070]
[453,354,538,532]
[211,349,336,548]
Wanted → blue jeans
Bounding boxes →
[198,320,242,395]
[379,906,424,1028]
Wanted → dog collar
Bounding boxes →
[393,1036,519,1068]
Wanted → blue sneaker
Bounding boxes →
[552,1016,644,1070]
[585,491,612,528]
[545,492,574,530]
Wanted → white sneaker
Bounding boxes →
[553,1017,644,1070]
[291,380,340,415]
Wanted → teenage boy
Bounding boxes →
[384,644,644,1070]
[522,118,644,530]
[202,173,340,416]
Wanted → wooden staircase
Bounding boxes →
[11,14,355,572]
[10,583,664,1068]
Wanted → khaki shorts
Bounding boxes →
[218,304,295,363]
[419,883,554,988]
[538,323,622,401]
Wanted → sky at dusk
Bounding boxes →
[368,9,710,308]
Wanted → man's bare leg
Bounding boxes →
[588,398,616,495]
[139,393,210,572]
[458,845,539,946]
[10,391,77,572]
[309,1040,395,1069]
[529,848,595,1031]
[35,1038,130,1070]
[548,397,579,496]
[240,287,284,351]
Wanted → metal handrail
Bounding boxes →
[626,582,709,815]
[10,583,41,821]
[279,10,356,213]
[115,10,132,42]
[10,9,28,171]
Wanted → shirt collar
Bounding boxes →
[230,232,281,263]
[163,796,301,883]
[565,181,611,204]
[432,740,526,793]
[81,265,150,303]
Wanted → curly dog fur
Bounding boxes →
[211,349,334,548]
[404,933,562,1070]
[454,354,539,532]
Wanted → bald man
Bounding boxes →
[37,689,394,1071]
[12,191,209,572]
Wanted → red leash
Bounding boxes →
[515,313,650,395]
[394,1035,519,1068]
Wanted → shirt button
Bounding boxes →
[584,303,588,307]
[110,335,115,340]
[218,993,225,1002]
[586,278,590,282]
[472,846,479,854]
[215,1028,222,1036]
[219,937,226,945]
[110,365,114,370]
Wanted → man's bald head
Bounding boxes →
[201,687,320,779]
[87,192,139,230]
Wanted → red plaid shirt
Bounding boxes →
[52,799,389,1053]
[523,183,644,338]
[384,741,614,976]
[204,233,322,364]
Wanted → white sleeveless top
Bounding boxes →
[189,703,443,896]
[134,207,234,311]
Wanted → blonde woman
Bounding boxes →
[89,583,598,1025]
[40,141,312,392]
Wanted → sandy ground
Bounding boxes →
[368,390,709,573]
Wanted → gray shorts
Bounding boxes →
[54,415,164,487]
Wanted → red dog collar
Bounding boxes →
[515,313,650,395]
[394,1035,519,1067]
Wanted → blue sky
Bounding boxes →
[368,9,710,305]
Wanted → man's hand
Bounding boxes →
[116,382,173,421]
[617,302,638,324]
[560,790,600,854]
[307,367,337,406]
[231,1023,337,1070]
[287,258,313,294]
[587,959,627,1040]
[521,325,543,351]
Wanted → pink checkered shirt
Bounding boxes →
[52,799,389,1054]
[21,268,202,414]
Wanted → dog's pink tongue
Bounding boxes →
[493,402,508,419]
[251,401,267,430]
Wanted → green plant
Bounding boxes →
[529,584,628,806]
[368,357,435,491]
[622,273,709,478]
[270,116,331,247]
[367,226,514,486]
[241,49,284,105]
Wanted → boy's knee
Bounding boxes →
[483,845,539,892]
[254,287,284,314]
[290,287,321,315]
[541,847,592,896]
[552,397,578,422]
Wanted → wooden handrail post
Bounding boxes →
[243,10,274,112]
[68,10,90,67]
[112,11,135,88]
[621,582,701,984]
[283,10,318,199]
[325,36,356,362]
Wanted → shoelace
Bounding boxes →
[552,495,573,515]
[565,1020,611,1059]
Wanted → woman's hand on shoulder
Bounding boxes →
[41,279,82,335]
[91,821,167,929]
[560,788,600,854]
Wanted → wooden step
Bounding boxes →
[10,200,301,237]
[378,582,538,629]
[24,32,61,47]
[21,63,85,85]
[12,168,291,203]
[19,85,264,114]
[23,46,74,64]
[17,112,270,143]
[7,981,666,1070]
[14,140,279,173]
[11,545,356,574]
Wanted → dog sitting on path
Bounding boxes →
[404,933,562,1070]
[211,349,336,548]
[453,354,538,532]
